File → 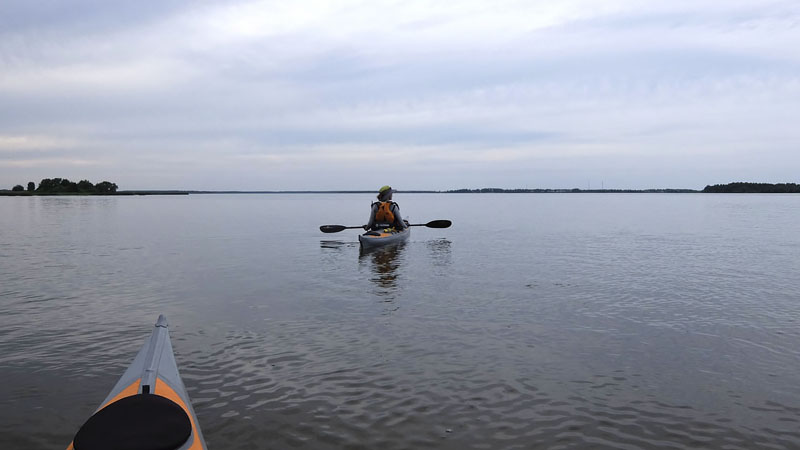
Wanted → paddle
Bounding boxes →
[320,220,451,233]
[319,225,364,233]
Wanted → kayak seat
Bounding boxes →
[365,231,382,236]
[73,393,192,450]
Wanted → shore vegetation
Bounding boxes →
[702,182,800,193]
[3,178,118,195]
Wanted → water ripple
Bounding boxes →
[4,195,800,449]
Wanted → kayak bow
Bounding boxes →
[67,315,206,450]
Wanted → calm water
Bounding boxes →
[2,193,800,449]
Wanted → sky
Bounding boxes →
[1,0,798,191]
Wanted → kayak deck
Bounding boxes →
[67,315,206,450]
[358,225,410,249]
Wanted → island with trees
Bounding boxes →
[2,178,190,196]
[702,182,800,193]
[2,178,118,195]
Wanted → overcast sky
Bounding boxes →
[1,0,798,190]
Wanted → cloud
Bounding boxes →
[1,0,799,190]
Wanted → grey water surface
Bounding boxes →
[2,193,800,449]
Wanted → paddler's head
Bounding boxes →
[377,185,394,201]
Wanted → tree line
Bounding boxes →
[702,182,800,193]
[10,178,118,194]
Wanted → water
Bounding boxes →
[2,193,800,449]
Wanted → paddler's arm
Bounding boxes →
[392,203,406,229]
[365,203,378,230]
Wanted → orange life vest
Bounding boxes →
[375,201,395,224]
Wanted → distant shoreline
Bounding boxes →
[5,190,800,196]
[3,182,799,196]
[0,190,189,196]
[0,189,698,195]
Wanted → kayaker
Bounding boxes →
[364,185,407,231]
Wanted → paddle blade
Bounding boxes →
[425,219,452,228]
[320,225,346,233]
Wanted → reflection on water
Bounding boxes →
[319,239,348,250]
[426,238,452,267]
[7,195,800,450]
[360,244,405,294]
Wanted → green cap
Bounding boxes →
[379,185,393,194]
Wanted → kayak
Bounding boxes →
[67,315,206,450]
[358,225,411,249]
